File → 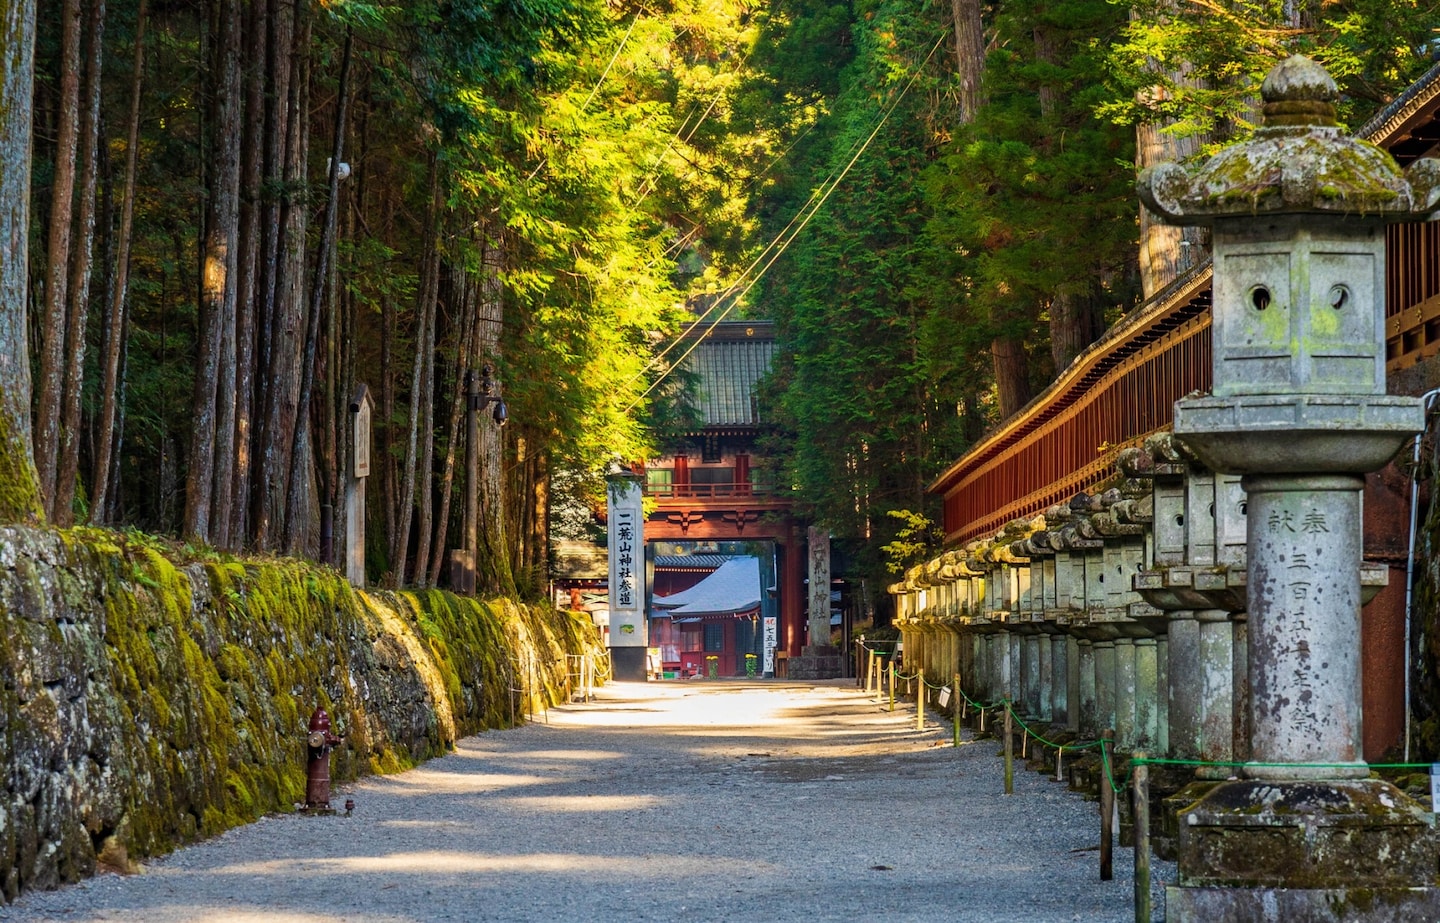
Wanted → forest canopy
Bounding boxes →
[0,0,1434,599]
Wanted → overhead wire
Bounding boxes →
[625,174,834,386]
[623,29,950,413]
[630,47,755,208]
[526,11,643,183]
[623,119,821,374]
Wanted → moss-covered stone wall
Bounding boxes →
[0,525,604,901]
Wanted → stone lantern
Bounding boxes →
[1138,55,1440,921]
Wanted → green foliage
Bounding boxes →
[923,0,1137,386]
[1102,0,1440,140]
[749,0,971,591]
[880,509,944,575]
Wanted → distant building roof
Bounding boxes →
[679,321,775,428]
[653,554,731,570]
[651,556,761,617]
[1358,58,1440,165]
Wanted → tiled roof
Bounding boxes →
[651,556,761,617]
[653,554,731,570]
[1358,58,1440,164]
[679,321,775,427]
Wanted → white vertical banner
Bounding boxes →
[763,616,778,675]
[606,473,645,647]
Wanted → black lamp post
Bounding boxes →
[471,363,508,425]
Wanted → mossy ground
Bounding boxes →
[0,525,604,901]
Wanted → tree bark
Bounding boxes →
[251,0,303,550]
[54,0,105,525]
[0,0,43,524]
[1048,289,1096,374]
[393,160,441,586]
[950,0,985,122]
[380,290,396,565]
[530,450,549,593]
[1133,6,1206,301]
[35,0,82,517]
[409,244,439,587]
[1137,119,1204,299]
[992,335,1031,421]
[227,0,265,548]
[91,0,146,524]
[476,230,514,596]
[185,0,242,542]
[208,0,246,547]
[427,273,478,587]
[284,28,351,556]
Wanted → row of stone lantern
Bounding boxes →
[890,433,1242,757]
[890,427,1400,757]
[897,55,1440,920]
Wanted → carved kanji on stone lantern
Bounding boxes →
[1138,55,1440,922]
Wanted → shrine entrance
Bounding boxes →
[647,539,780,678]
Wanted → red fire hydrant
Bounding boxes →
[303,706,344,814]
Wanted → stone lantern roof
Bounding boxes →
[1138,55,1440,223]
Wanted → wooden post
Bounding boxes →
[953,673,962,747]
[917,678,926,731]
[1003,700,1014,795]
[1100,728,1115,881]
[889,662,896,712]
[1133,751,1150,923]
[508,661,517,728]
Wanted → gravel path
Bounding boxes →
[5,680,1173,922]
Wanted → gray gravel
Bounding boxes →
[4,680,1173,922]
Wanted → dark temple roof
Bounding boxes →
[1358,58,1440,165]
[677,320,775,428]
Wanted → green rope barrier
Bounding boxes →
[872,684,1439,797]
[1003,703,1105,753]
[1101,745,1131,795]
[1132,756,1436,771]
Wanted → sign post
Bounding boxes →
[606,471,646,681]
[344,385,373,587]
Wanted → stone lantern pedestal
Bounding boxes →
[1139,55,1440,921]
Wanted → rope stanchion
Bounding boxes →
[952,673,961,748]
[1099,728,1115,882]
[852,676,1440,923]
[1003,700,1014,796]
[1133,751,1151,923]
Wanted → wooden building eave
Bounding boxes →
[928,265,1213,498]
